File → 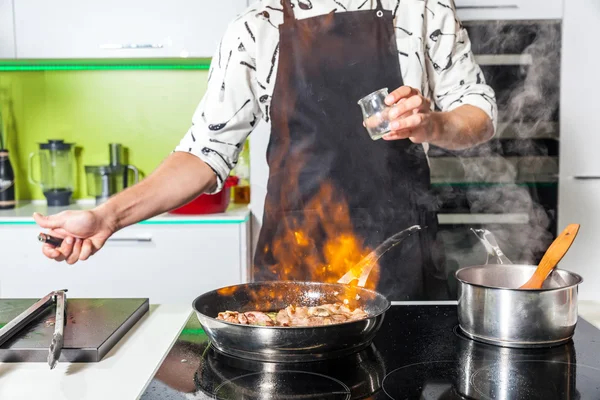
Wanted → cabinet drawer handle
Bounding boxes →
[99,43,164,50]
[474,54,532,66]
[107,237,153,243]
[456,5,518,9]
[573,176,600,180]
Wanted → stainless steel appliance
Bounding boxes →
[0,290,67,369]
[429,20,562,298]
[28,139,76,206]
[142,304,600,399]
[0,297,149,363]
[85,143,139,205]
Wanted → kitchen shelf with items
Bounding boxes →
[0,134,252,303]
[0,136,252,303]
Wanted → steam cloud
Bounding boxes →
[434,20,561,287]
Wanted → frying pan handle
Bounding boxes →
[338,224,424,287]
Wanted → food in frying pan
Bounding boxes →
[217,303,368,327]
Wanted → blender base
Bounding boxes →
[44,189,72,207]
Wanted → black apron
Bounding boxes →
[253,0,449,301]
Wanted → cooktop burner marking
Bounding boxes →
[213,370,351,400]
[382,361,459,400]
[470,361,600,400]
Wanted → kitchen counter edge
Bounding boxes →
[0,201,250,225]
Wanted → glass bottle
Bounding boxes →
[231,140,250,205]
[0,107,14,209]
[0,149,15,210]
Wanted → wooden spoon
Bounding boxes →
[520,224,580,289]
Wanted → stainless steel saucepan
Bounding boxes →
[455,229,583,348]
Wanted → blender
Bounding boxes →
[85,144,139,205]
[28,140,75,206]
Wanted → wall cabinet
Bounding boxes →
[0,221,250,304]
[560,0,600,178]
[0,0,15,58]
[455,0,563,20]
[12,0,248,59]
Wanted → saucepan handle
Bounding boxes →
[470,228,513,265]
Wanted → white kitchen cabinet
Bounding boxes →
[0,221,250,304]
[455,0,563,21]
[558,179,600,302]
[0,0,15,58]
[560,0,600,177]
[13,0,248,59]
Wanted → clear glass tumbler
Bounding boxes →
[357,88,392,140]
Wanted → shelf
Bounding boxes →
[0,201,250,225]
[0,58,211,71]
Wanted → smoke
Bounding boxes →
[434,20,561,278]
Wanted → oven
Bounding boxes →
[428,20,562,297]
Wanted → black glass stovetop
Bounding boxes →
[141,305,600,400]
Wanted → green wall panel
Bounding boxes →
[0,70,208,200]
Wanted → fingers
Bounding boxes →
[52,236,74,262]
[385,86,420,106]
[389,112,427,132]
[80,239,94,261]
[33,212,65,230]
[383,113,430,141]
[42,237,96,264]
[388,95,430,121]
[66,239,83,265]
[383,130,412,141]
[42,244,62,260]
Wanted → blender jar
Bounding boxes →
[29,140,75,206]
[85,164,139,205]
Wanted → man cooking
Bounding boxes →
[34,0,497,301]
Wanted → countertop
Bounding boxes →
[0,304,192,400]
[0,201,250,225]
[0,301,597,400]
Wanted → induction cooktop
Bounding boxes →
[141,305,600,399]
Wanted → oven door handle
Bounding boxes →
[573,176,600,180]
[437,213,530,225]
[474,54,532,66]
[456,4,519,10]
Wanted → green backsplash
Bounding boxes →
[0,70,208,200]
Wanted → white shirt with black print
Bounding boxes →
[174,0,498,193]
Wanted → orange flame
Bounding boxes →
[257,181,380,308]
[218,182,381,311]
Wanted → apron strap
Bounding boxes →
[283,0,295,23]
[375,0,385,11]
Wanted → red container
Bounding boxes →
[170,176,239,215]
